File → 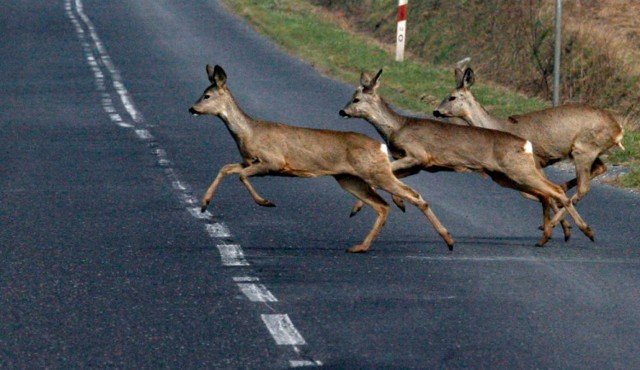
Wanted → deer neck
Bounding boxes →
[217,94,255,141]
[365,98,405,143]
[465,100,503,130]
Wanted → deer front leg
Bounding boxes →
[238,163,276,207]
[561,157,607,193]
[569,153,604,205]
[202,163,244,212]
[201,163,274,212]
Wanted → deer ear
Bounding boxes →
[206,64,216,83]
[454,68,465,89]
[212,65,227,87]
[360,71,372,87]
[370,68,383,91]
[462,67,475,89]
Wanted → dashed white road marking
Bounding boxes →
[135,129,153,140]
[261,314,307,346]
[205,222,231,238]
[237,283,278,302]
[217,244,250,266]
[290,360,323,367]
[188,207,211,219]
[233,276,260,282]
[66,0,319,365]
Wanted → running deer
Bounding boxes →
[339,69,595,247]
[433,67,625,208]
[188,64,454,253]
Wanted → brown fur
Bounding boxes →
[434,67,624,205]
[189,64,455,252]
[341,69,595,246]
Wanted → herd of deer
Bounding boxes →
[189,63,625,253]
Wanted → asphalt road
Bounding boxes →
[1,0,640,368]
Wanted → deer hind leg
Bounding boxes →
[550,200,571,242]
[371,174,454,251]
[335,175,390,253]
[349,188,405,217]
[490,170,578,246]
[535,196,554,247]
[525,174,595,243]
[525,192,572,241]
[350,158,421,217]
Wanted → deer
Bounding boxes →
[339,69,595,247]
[188,64,454,253]
[433,67,625,209]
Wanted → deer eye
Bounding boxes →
[204,94,211,100]
[448,96,456,101]
[353,98,360,103]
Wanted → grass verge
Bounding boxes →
[222,0,639,190]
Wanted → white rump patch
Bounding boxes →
[380,143,389,155]
[523,140,533,154]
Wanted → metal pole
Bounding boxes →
[553,0,562,106]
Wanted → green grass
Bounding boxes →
[223,0,640,189]
[223,0,546,116]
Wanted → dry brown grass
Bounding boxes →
[312,0,640,130]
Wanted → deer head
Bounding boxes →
[339,69,384,120]
[189,64,231,117]
[432,67,476,122]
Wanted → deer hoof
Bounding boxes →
[443,233,454,251]
[346,245,369,253]
[536,234,552,247]
[258,199,276,207]
[201,202,210,213]
[392,196,406,213]
[578,225,595,242]
[350,201,364,218]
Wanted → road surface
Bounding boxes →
[1,0,639,368]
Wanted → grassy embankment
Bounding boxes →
[222,0,639,189]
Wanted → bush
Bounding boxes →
[312,0,640,128]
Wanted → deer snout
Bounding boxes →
[339,109,351,118]
[189,107,201,116]
[433,110,445,118]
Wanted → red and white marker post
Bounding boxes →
[395,0,408,62]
